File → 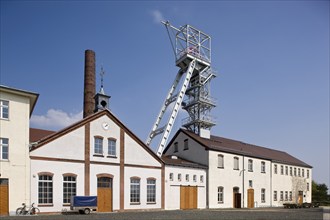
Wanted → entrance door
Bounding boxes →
[247,189,254,208]
[233,187,241,208]
[0,179,9,215]
[180,186,197,210]
[298,191,303,205]
[97,177,112,212]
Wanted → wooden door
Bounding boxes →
[97,177,112,212]
[298,191,303,205]
[234,193,241,208]
[0,179,9,215]
[180,186,197,210]
[247,189,254,208]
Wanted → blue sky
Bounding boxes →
[1,1,329,187]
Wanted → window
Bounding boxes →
[38,174,53,204]
[274,164,277,174]
[280,191,283,201]
[0,100,9,119]
[280,165,284,175]
[217,187,224,203]
[193,175,197,182]
[274,191,277,201]
[130,178,140,203]
[0,138,9,160]
[290,167,292,176]
[107,139,116,156]
[285,191,288,201]
[184,139,189,150]
[289,191,292,201]
[261,161,266,173]
[307,170,310,178]
[169,173,173,181]
[294,168,297,176]
[63,176,76,204]
[302,169,305,177]
[298,168,301,177]
[285,166,288,175]
[174,142,178,153]
[261,188,265,203]
[249,180,253,188]
[94,137,103,155]
[178,174,182,182]
[233,157,239,170]
[185,174,189,182]
[218,154,224,168]
[200,175,204,183]
[147,179,156,203]
[307,182,309,191]
[248,159,253,172]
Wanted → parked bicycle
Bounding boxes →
[16,203,40,215]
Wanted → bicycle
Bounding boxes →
[16,203,40,215]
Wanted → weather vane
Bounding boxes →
[100,66,105,88]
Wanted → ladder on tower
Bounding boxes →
[146,59,196,156]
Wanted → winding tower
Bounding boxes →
[147,21,216,156]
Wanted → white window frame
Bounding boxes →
[147,179,156,203]
[261,161,266,173]
[218,154,224,168]
[38,174,53,205]
[63,176,76,204]
[248,159,253,172]
[218,186,224,203]
[233,157,239,170]
[0,138,9,160]
[107,139,116,156]
[274,191,277,201]
[94,137,103,155]
[261,188,266,203]
[130,178,140,204]
[0,100,9,119]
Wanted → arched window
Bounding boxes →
[233,157,239,170]
[248,159,253,172]
[218,154,224,168]
[130,177,140,203]
[63,174,77,204]
[38,172,53,204]
[218,186,224,203]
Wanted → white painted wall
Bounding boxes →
[165,165,206,210]
[124,167,162,210]
[0,91,31,215]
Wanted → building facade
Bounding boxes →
[163,129,312,209]
[30,110,165,213]
[0,85,39,215]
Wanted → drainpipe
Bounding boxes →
[270,161,272,207]
[242,156,245,208]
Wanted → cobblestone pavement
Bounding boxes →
[2,207,326,220]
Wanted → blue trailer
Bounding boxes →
[70,196,97,214]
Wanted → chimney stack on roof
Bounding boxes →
[83,50,96,118]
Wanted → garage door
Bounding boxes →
[0,179,9,215]
[180,186,197,210]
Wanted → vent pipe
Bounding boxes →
[83,50,96,118]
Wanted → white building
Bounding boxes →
[0,85,39,216]
[163,129,312,209]
[162,155,207,210]
[30,109,165,213]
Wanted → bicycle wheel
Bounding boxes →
[32,207,40,215]
[16,208,23,215]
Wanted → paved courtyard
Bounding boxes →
[2,207,328,220]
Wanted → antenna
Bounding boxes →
[146,21,216,157]
[99,66,105,94]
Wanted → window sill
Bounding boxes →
[62,204,70,207]
[93,154,104,157]
[218,202,224,204]
[147,202,156,205]
[217,167,224,169]
[38,204,53,207]
[183,148,189,151]
[261,172,266,174]
[106,155,117,158]
[130,202,141,205]
[0,159,9,162]
[233,168,239,171]
[248,170,253,172]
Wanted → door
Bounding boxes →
[247,188,254,208]
[233,187,241,208]
[0,179,9,215]
[97,177,112,212]
[298,191,303,205]
[180,186,198,210]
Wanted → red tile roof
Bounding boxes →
[30,128,56,143]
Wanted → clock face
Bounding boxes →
[102,122,109,130]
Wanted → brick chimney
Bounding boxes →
[83,50,96,118]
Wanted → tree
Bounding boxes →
[312,181,329,201]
